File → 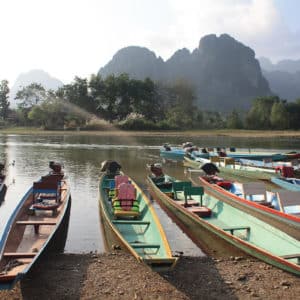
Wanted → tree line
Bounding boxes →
[0,75,300,130]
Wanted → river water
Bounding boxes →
[0,133,299,256]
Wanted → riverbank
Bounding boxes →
[1,251,299,299]
[1,127,300,138]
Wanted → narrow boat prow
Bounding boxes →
[99,161,177,271]
[0,162,71,290]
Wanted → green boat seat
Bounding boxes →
[281,254,300,264]
[184,186,204,206]
[172,181,192,199]
[223,226,250,235]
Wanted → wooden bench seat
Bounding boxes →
[112,220,150,225]
[16,220,57,226]
[176,200,199,206]
[185,206,212,217]
[16,220,57,233]
[3,252,37,258]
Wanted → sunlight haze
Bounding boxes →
[1,0,299,86]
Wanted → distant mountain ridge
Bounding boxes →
[9,69,64,107]
[259,57,300,101]
[99,34,271,111]
[259,57,300,73]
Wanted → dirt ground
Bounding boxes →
[2,128,300,138]
[0,251,299,300]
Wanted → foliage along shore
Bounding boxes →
[0,127,300,138]
[1,74,300,132]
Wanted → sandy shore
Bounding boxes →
[1,128,300,138]
[1,251,299,300]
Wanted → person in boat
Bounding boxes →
[150,163,164,178]
[217,148,227,157]
[185,146,199,154]
[201,148,208,153]
[163,143,171,151]
[201,163,220,176]
[182,142,193,149]
[101,160,121,177]
[0,163,5,181]
[149,163,172,188]
[49,161,63,174]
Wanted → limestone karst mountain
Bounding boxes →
[9,69,64,107]
[99,34,271,111]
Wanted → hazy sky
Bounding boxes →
[1,0,300,85]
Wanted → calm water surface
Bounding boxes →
[0,134,299,256]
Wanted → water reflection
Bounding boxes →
[0,134,299,256]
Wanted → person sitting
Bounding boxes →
[163,144,171,151]
[150,163,164,178]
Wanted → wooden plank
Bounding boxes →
[176,200,199,206]
[3,252,37,258]
[281,254,300,259]
[185,206,212,217]
[130,243,160,248]
[16,220,57,226]
[112,220,150,225]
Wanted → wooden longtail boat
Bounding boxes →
[0,162,71,289]
[146,172,300,276]
[271,176,300,192]
[196,173,300,240]
[183,155,278,181]
[98,164,177,271]
[161,145,288,162]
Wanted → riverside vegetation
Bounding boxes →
[1,75,300,132]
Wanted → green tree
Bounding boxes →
[165,80,198,129]
[0,80,10,120]
[226,110,243,129]
[57,77,96,114]
[270,101,289,129]
[15,83,46,108]
[28,98,67,129]
[245,96,279,129]
[96,75,119,122]
[202,111,225,129]
[89,74,105,117]
[131,77,162,122]
[286,101,300,129]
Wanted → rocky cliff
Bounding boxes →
[99,34,271,111]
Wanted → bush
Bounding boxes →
[118,118,178,130]
[81,118,113,131]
